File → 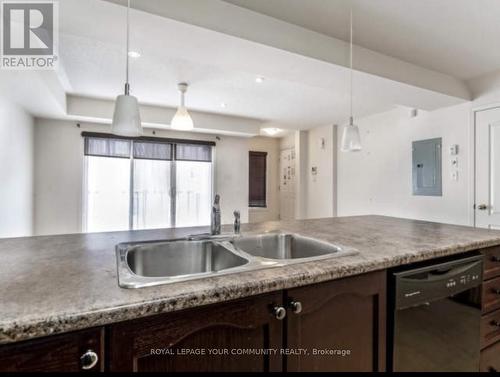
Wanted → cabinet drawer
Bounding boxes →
[482,276,500,314]
[0,328,104,372]
[481,310,500,349]
[481,341,500,372]
[482,246,500,280]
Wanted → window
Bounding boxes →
[249,151,267,208]
[83,134,214,233]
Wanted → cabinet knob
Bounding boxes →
[80,350,99,370]
[271,306,287,320]
[288,300,303,314]
[491,320,500,328]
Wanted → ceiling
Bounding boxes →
[223,0,500,80]
[10,0,490,132]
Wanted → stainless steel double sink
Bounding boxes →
[116,232,358,288]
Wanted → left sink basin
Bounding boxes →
[116,239,249,288]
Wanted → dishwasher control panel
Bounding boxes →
[394,255,483,310]
[446,272,481,288]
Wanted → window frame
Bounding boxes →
[81,132,215,232]
[248,151,268,208]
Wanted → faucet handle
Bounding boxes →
[233,210,241,235]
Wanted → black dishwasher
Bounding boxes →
[389,254,483,372]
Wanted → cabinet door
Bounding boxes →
[0,328,104,372]
[108,292,283,372]
[285,271,386,372]
[481,341,500,372]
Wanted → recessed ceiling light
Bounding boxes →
[220,102,227,108]
[262,127,282,136]
[255,76,265,83]
[128,50,141,58]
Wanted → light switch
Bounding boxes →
[451,171,459,181]
[451,157,458,168]
[319,138,326,150]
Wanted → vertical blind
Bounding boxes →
[83,133,214,162]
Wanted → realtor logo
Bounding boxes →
[1,1,58,69]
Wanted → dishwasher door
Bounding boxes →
[392,255,483,372]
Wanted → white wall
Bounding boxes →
[34,119,84,235]
[277,127,338,221]
[279,132,295,150]
[338,104,472,225]
[248,136,280,223]
[307,125,337,219]
[34,119,250,235]
[214,135,249,225]
[293,131,309,220]
[0,100,34,238]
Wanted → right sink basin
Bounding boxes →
[230,233,347,260]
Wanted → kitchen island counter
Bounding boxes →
[1,215,499,345]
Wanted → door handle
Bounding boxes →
[478,204,489,210]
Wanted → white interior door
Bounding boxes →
[475,107,500,229]
[279,148,296,220]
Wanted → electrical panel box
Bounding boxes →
[412,138,442,196]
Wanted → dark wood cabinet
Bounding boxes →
[482,245,500,281]
[0,272,387,373]
[108,273,386,372]
[481,247,500,370]
[480,341,500,372]
[108,292,283,372]
[285,271,386,372]
[482,276,500,314]
[0,328,104,372]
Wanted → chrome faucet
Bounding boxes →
[211,195,221,235]
[233,210,241,235]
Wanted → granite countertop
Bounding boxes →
[2,215,500,345]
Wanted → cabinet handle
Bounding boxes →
[491,256,500,263]
[488,367,498,373]
[288,300,303,314]
[80,350,99,370]
[271,306,287,320]
[492,288,500,295]
[491,320,500,328]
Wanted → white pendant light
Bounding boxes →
[171,83,194,131]
[341,9,362,152]
[111,0,143,137]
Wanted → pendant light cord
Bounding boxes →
[125,0,130,95]
[349,8,353,124]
